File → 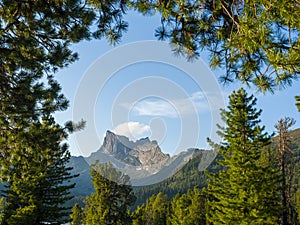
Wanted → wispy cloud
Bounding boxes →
[123,91,225,118]
[113,122,151,139]
[132,101,178,118]
[191,91,225,113]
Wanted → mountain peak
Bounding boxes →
[99,130,169,167]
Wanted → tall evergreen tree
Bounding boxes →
[0,0,129,148]
[206,88,281,224]
[275,117,299,225]
[83,161,136,225]
[0,1,128,224]
[0,115,83,225]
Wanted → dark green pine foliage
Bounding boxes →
[0,0,129,141]
[206,88,281,224]
[0,1,128,224]
[132,0,300,92]
[132,192,169,225]
[0,115,80,225]
[83,161,136,225]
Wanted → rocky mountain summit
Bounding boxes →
[69,131,205,189]
[100,130,170,167]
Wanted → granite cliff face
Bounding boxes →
[99,130,170,167]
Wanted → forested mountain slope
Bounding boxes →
[133,128,300,208]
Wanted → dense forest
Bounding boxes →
[132,151,220,208]
[69,89,300,225]
[0,0,299,224]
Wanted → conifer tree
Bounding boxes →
[70,203,83,225]
[169,193,190,225]
[168,187,206,225]
[132,192,169,225]
[0,1,127,224]
[275,117,299,225]
[187,187,206,225]
[83,161,136,225]
[133,0,300,92]
[0,115,82,225]
[206,88,281,224]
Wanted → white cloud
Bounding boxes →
[190,91,206,103]
[190,91,225,113]
[132,100,178,118]
[119,91,226,118]
[129,91,220,118]
[113,122,151,139]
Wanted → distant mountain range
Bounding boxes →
[68,130,215,197]
[133,128,300,207]
[68,128,300,208]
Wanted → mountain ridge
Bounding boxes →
[98,130,170,168]
[68,130,209,196]
[68,128,300,209]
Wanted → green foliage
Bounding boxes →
[132,192,169,225]
[275,117,300,224]
[0,1,128,144]
[1,1,299,224]
[132,0,300,91]
[0,116,77,225]
[83,161,136,225]
[0,0,128,77]
[297,188,300,223]
[0,197,6,224]
[0,1,129,223]
[133,150,220,208]
[132,187,206,225]
[206,88,281,224]
[168,187,206,225]
[70,203,83,225]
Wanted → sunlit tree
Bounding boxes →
[83,161,136,225]
[132,192,169,225]
[132,0,300,92]
[206,88,281,224]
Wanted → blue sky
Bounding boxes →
[55,11,300,157]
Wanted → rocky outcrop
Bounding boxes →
[99,131,170,167]
[69,131,207,191]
